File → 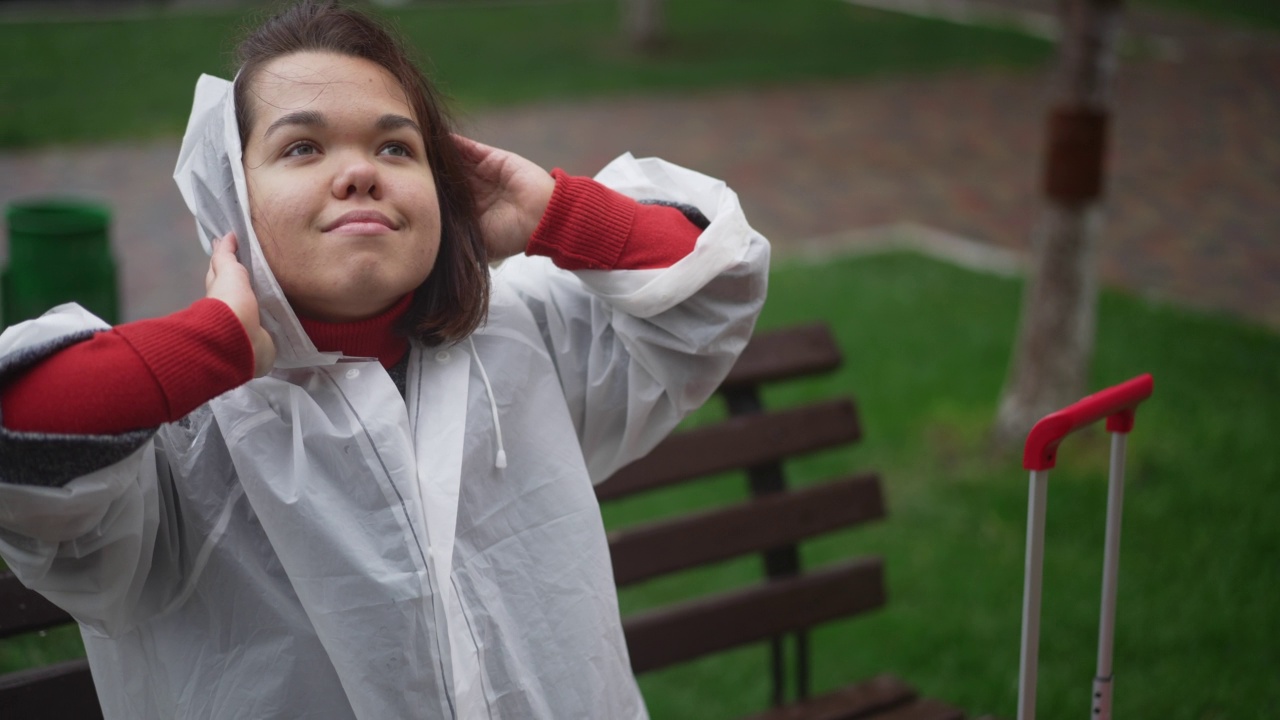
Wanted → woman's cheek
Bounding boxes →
[256,191,309,248]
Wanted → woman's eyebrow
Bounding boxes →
[377,114,421,135]
[263,110,326,140]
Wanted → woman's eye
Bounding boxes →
[283,142,318,157]
[380,143,412,158]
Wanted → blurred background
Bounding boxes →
[0,1,1276,718]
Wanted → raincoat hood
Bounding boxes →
[173,73,338,369]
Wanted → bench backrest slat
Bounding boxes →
[0,658,102,720]
[596,399,861,501]
[622,557,885,674]
[0,571,73,639]
[718,323,842,389]
[601,322,888,700]
[609,472,884,587]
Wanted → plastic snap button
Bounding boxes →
[345,368,360,379]
[435,351,450,363]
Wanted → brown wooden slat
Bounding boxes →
[609,473,885,587]
[742,674,917,720]
[869,698,965,720]
[623,557,885,673]
[721,324,842,389]
[597,399,860,501]
[0,571,72,639]
[0,658,103,720]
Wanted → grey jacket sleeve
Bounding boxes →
[0,329,155,487]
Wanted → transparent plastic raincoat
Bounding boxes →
[0,74,769,719]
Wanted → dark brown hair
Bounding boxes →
[234,0,488,346]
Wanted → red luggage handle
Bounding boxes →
[1022,374,1154,471]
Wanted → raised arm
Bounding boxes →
[1,233,271,438]
[0,234,269,635]
[495,153,770,483]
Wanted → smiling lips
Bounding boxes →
[323,210,400,235]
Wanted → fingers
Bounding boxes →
[211,231,238,262]
[207,232,240,281]
[204,231,254,317]
[451,133,480,152]
[205,233,225,293]
[452,134,495,163]
[202,230,272,376]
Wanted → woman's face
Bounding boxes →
[241,51,441,322]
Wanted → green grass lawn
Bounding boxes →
[602,252,1280,719]
[3,251,1277,717]
[1,0,1275,150]
[1137,0,1280,30]
[0,0,1053,149]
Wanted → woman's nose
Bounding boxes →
[332,155,380,199]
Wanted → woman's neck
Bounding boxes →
[297,294,413,369]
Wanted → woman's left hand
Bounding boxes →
[453,135,555,261]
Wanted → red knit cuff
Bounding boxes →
[621,203,701,270]
[526,169,637,271]
[115,298,254,420]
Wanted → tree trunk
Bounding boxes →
[992,0,1124,447]
[622,0,665,51]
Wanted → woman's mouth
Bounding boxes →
[323,210,399,235]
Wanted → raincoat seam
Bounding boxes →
[322,368,457,719]
[322,372,428,566]
[411,348,424,432]
[452,573,496,720]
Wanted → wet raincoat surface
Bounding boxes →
[0,74,769,719]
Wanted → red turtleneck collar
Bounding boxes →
[297,294,414,369]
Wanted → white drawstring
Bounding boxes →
[468,337,508,469]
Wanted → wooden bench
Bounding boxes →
[0,571,100,719]
[597,323,967,719]
[0,323,965,719]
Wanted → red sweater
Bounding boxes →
[2,171,700,435]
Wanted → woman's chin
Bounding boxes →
[287,265,428,322]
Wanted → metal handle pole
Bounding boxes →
[1019,374,1152,720]
[1017,469,1050,720]
[1091,432,1128,719]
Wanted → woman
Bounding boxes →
[0,2,769,718]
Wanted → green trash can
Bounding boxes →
[3,199,119,328]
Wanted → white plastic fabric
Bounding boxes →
[0,73,769,719]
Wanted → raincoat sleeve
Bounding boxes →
[0,303,190,636]
[497,154,770,482]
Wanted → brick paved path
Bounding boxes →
[2,6,1276,329]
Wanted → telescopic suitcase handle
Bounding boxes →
[1017,374,1153,720]
[1023,374,1154,471]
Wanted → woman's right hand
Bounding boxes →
[205,232,276,377]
